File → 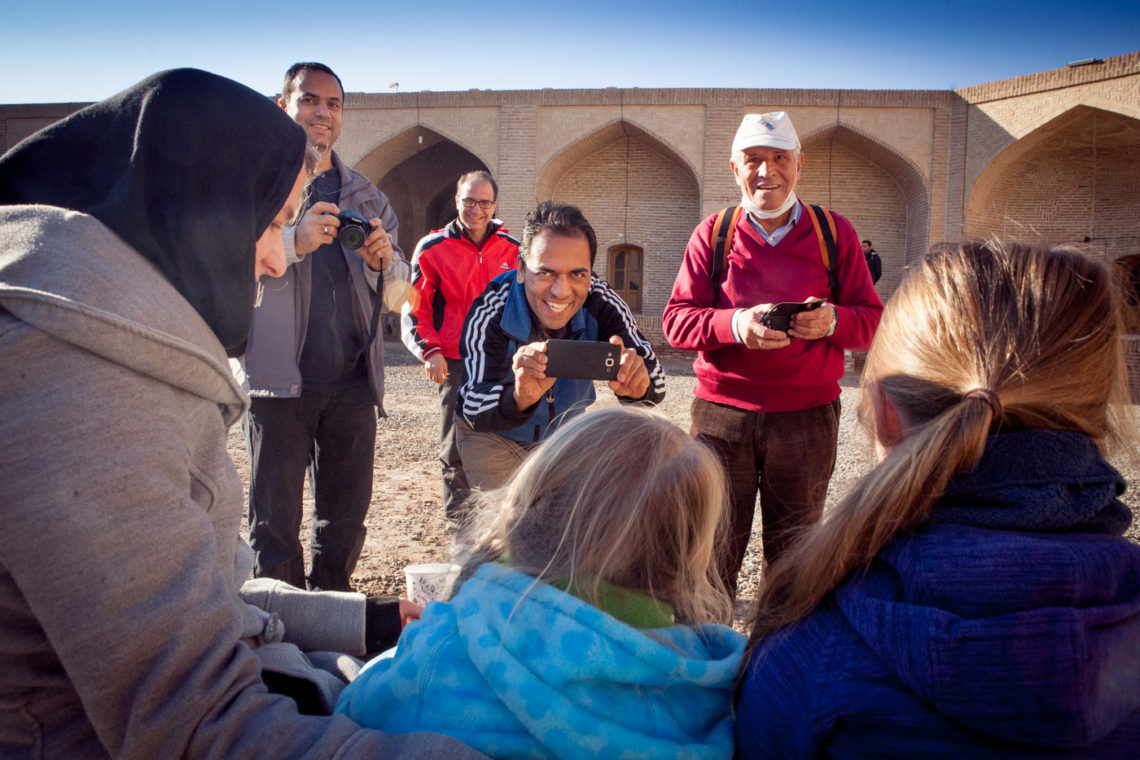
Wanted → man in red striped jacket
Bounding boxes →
[401,171,520,525]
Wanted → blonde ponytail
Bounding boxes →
[745,241,1128,655]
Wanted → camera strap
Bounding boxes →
[358,267,385,363]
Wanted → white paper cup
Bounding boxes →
[404,563,461,606]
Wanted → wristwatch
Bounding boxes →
[824,306,838,337]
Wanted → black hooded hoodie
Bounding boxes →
[0,68,306,355]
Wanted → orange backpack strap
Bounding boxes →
[802,203,841,303]
[709,206,743,287]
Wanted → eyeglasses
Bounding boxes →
[460,198,496,210]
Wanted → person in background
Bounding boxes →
[401,170,520,527]
[337,406,745,760]
[862,239,882,284]
[243,62,410,592]
[736,241,1140,758]
[0,68,483,759]
[664,112,882,596]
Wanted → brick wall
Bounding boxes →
[549,135,700,349]
[4,52,1139,393]
[965,107,1140,263]
[798,126,927,296]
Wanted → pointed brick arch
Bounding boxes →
[537,119,698,202]
[537,119,700,344]
[1005,98,1140,144]
[353,125,491,185]
[356,126,490,248]
[799,124,929,295]
[966,106,1140,262]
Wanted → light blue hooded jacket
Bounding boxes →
[337,562,744,759]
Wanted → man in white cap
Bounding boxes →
[663,111,883,596]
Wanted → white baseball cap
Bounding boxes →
[731,112,801,154]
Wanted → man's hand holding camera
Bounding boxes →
[511,335,648,410]
[788,301,835,341]
[357,220,393,272]
[294,201,340,256]
[293,203,392,272]
[607,335,649,399]
[735,298,835,348]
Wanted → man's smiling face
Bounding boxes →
[280,70,342,151]
[517,230,592,332]
[731,145,804,211]
[456,178,497,241]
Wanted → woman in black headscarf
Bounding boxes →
[0,69,481,759]
[0,67,304,353]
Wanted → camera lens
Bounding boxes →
[339,224,366,250]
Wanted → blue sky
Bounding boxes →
[2,1,1137,103]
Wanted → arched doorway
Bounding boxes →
[538,120,699,344]
[966,106,1140,263]
[799,125,929,297]
[353,126,491,253]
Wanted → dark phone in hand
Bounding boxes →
[544,339,621,380]
[759,300,825,333]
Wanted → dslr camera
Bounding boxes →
[335,210,375,250]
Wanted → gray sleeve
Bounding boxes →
[239,577,368,656]
[0,328,485,759]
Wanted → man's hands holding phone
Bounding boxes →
[734,298,834,349]
[511,335,649,409]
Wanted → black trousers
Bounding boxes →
[245,385,376,591]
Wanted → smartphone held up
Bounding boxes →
[543,339,621,381]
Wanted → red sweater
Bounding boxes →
[663,205,882,412]
[401,219,520,361]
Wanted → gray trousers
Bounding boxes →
[439,357,472,523]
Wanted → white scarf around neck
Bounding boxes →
[740,190,798,221]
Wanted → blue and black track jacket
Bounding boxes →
[457,270,666,444]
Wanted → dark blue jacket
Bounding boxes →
[737,431,1140,759]
[457,270,665,444]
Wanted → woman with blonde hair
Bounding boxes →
[338,406,746,759]
[736,241,1140,757]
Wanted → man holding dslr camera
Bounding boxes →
[242,62,410,592]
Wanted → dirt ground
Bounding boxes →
[228,337,1140,627]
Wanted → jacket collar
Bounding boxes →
[329,150,371,201]
[500,272,589,343]
[444,217,504,246]
[934,430,1130,535]
[549,577,675,628]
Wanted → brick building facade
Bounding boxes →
[4,52,1138,378]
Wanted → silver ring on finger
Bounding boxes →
[322,225,328,235]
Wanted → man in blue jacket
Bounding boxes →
[456,201,665,491]
[242,62,409,591]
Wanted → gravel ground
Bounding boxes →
[229,338,1140,629]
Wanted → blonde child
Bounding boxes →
[337,406,745,759]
